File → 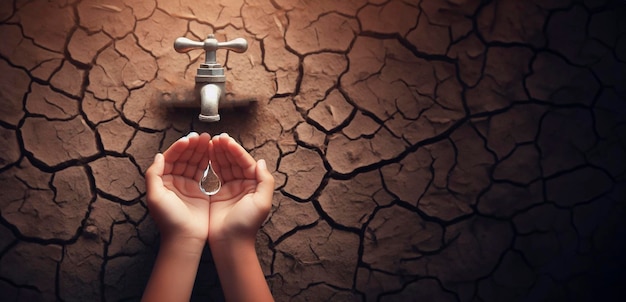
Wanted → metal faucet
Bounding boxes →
[174,34,248,122]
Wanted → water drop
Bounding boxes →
[199,161,221,195]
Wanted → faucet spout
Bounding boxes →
[199,83,222,122]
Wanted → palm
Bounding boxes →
[160,175,210,234]
[208,180,257,237]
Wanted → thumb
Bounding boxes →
[145,153,166,203]
[254,159,274,213]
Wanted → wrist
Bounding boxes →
[160,235,206,257]
[143,234,206,302]
[209,235,255,255]
[209,235,259,270]
[209,236,272,302]
[208,230,257,249]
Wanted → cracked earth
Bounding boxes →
[1,0,625,301]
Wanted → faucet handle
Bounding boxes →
[174,34,248,64]
[217,38,248,53]
[173,37,204,53]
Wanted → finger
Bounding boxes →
[183,133,211,179]
[177,132,200,164]
[253,159,274,214]
[207,138,221,181]
[193,146,211,183]
[162,136,190,175]
[186,132,209,166]
[222,138,244,180]
[145,153,166,207]
[195,152,211,182]
[170,132,201,176]
[224,136,256,180]
[212,134,234,182]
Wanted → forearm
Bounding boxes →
[210,238,273,302]
[142,237,205,302]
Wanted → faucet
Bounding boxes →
[173,34,248,122]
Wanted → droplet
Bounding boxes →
[199,161,221,195]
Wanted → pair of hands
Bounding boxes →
[145,132,274,247]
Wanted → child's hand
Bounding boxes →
[207,133,275,301]
[142,132,215,302]
[207,133,274,244]
[145,132,212,244]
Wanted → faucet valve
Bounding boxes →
[174,34,248,83]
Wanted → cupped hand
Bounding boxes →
[207,133,274,243]
[145,132,212,243]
